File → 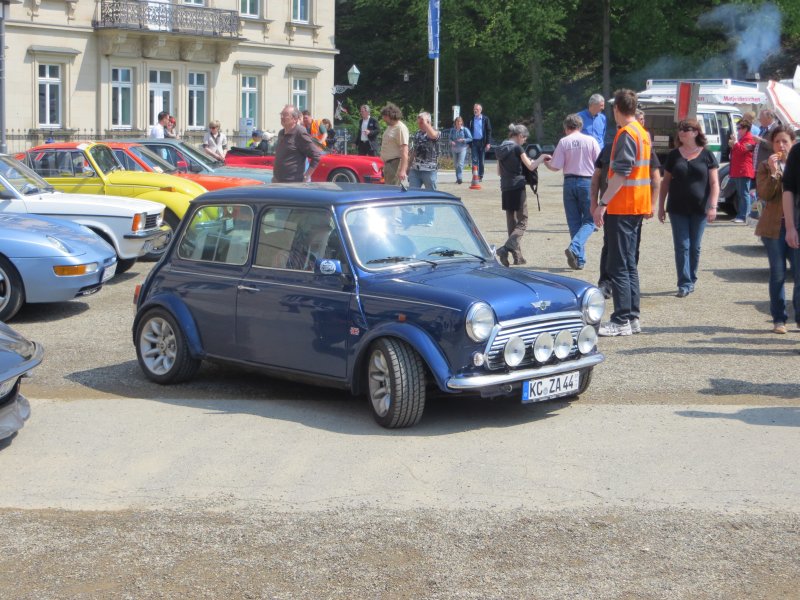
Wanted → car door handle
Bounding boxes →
[237,285,260,292]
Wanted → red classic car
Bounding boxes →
[105,141,265,191]
[225,146,384,184]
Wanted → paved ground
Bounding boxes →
[1,166,798,598]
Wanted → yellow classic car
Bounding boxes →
[17,142,206,228]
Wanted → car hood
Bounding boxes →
[360,263,582,322]
[178,173,264,189]
[106,171,206,196]
[0,321,38,365]
[27,191,165,216]
[0,213,112,257]
[211,166,273,184]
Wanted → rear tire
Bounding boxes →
[366,338,426,428]
[116,257,137,274]
[135,308,200,384]
[0,256,24,322]
[328,168,358,183]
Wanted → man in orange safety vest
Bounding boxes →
[302,110,327,149]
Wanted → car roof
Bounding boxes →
[196,183,460,207]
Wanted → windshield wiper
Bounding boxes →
[426,248,487,262]
[367,255,438,267]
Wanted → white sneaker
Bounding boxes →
[598,320,633,337]
[630,318,641,334]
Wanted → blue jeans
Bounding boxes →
[563,176,595,267]
[605,214,643,324]
[762,223,800,325]
[471,140,487,179]
[669,212,707,293]
[452,148,467,182]
[407,169,437,224]
[733,177,751,220]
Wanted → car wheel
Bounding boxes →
[328,168,358,183]
[116,257,137,274]
[366,337,426,428]
[0,256,24,322]
[135,308,200,384]
[142,210,179,261]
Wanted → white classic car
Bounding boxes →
[0,154,170,273]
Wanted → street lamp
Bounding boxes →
[331,64,360,95]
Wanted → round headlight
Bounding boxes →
[533,332,554,363]
[466,302,495,342]
[553,329,573,359]
[504,335,526,367]
[582,287,605,325]
[577,325,598,354]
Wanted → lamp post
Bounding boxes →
[331,64,360,154]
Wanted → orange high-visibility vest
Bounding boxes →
[309,120,327,148]
[606,120,651,215]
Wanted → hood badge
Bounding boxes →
[531,300,551,311]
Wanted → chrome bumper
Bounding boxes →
[124,223,172,240]
[446,353,604,391]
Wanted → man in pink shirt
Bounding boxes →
[545,113,601,269]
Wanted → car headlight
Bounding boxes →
[371,162,380,174]
[0,377,18,398]
[131,212,147,232]
[504,335,526,367]
[553,330,573,359]
[533,332,554,363]
[465,302,495,342]
[581,287,605,325]
[46,235,71,254]
[577,325,597,354]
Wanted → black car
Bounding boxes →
[0,322,43,442]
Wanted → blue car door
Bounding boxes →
[235,207,353,378]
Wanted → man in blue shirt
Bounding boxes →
[578,94,607,150]
[468,103,493,181]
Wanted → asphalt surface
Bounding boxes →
[1,166,798,598]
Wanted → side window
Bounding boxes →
[700,113,718,136]
[27,150,60,177]
[255,208,341,271]
[114,151,142,171]
[177,204,254,265]
[71,151,95,176]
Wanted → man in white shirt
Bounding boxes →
[149,111,169,139]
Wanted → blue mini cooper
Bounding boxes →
[133,184,605,428]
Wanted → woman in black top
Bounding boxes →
[657,118,719,297]
[493,124,549,266]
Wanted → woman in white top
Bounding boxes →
[203,120,228,161]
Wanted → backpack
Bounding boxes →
[524,145,542,210]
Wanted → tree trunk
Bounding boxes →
[530,58,544,142]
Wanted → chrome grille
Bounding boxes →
[145,213,160,230]
[485,315,585,370]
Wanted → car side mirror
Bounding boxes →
[314,258,343,276]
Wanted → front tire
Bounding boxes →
[135,308,200,384]
[328,168,358,183]
[565,368,593,399]
[116,257,137,274]
[0,256,24,322]
[366,338,426,428]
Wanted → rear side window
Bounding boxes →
[255,207,343,271]
[177,204,254,265]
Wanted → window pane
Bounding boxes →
[121,88,132,125]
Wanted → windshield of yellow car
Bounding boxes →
[89,144,124,174]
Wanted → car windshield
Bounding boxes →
[343,202,490,270]
[128,145,177,174]
[0,155,55,195]
[88,144,124,174]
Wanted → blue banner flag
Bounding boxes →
[428,0,440,59]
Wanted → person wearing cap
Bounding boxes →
[247,129,270,152]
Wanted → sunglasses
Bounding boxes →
[737,124,748,129]
[679,126,696,132]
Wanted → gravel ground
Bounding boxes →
[3,166,799,598]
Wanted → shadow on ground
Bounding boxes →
[676,406,800,427]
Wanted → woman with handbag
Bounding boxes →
[755,124,799,334]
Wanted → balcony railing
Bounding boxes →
[93,1,241,38]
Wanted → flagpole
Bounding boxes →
[433,57,439,129]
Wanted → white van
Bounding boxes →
[641,102,743,164]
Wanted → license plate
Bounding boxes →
[522,371,580,403]
[101,262,117,282]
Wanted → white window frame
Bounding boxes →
[182,0,204,6]
[240,0,259,18]
[241,75,258,123]
[38,64,62,128]
[148,69,174,127]
[292,0,309,23]
[187,71,207,130]
[111,67,133,129]
[292,78,308,112]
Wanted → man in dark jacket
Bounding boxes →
[274,105,322,183]
[356,104,380,156]
[468,103,493,181]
